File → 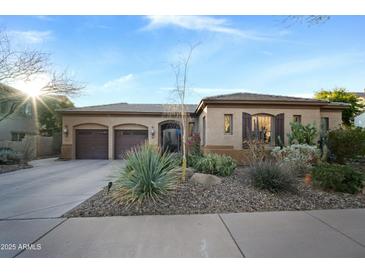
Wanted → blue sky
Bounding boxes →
[1,15,364,106]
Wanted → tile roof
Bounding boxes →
[202,92,327,103]
[59,92,350,115]
[59,102,198,114]
[353,92,365,99]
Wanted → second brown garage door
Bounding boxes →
[76,129,108,159]
[114,130,148,159]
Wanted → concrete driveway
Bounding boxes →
[0,158,120,219]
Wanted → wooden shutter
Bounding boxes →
[242,112,252,148]
[275,113,284,146]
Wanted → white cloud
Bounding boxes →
[8,30,52,44]
[102,74,135,89]
[143,16,271,41]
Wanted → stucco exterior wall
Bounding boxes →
[202,105,323,149]
[0,111,37,141]
[61,114,197,159]
[320,110,343,130]
[60,105,344,161]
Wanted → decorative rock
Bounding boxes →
[190,173,222,185]
[185,167,195,179]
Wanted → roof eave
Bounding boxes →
[199,99,328,106]
[58,110,197,116]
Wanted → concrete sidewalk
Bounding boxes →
[1,209,364,258]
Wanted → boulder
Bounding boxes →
[185,167,195,179]
[190,173,222,185]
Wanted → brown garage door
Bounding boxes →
[76,129,108,159]
[114,130,148,159]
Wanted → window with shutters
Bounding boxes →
[242,112,284,147]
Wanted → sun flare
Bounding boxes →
[11,74,50,98]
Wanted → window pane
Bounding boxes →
[251,114,275,145]
[188,122,194,136]
[0,102,8,113]
[293,115,302,124]
[202,117,206,145]
[321,117,329,134]
[224,114,232,134]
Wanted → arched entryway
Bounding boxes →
[158,120,181,153]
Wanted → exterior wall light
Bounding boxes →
[151,126,155,138]
[63,125,69,137]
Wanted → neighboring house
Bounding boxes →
[59,92,347,162]
[353,90,365,128]
[352,90,365,100]
[0,83,58,159]
[354,112,365,128]
[0,84,38,142]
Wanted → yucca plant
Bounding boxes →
[114,144,181,204]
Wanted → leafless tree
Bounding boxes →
[0,31,84,123]
[0,32,47,82]
[40,71,84,97]
[169,42,200,182]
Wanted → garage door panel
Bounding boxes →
[76,129,108,159]
[114,130,148,159]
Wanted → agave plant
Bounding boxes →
[114,144,181,204]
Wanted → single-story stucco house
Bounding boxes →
[58,92,347,162]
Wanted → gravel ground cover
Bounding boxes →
[0,164,32,174]
[64,167,365,217]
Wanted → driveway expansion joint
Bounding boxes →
[218,213,245,258]
[13,218,68,258]
[304,210,365,250]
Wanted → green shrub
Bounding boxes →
[248,161,296,192]
[271,144,320,175]
[192,153,236,176]
[312,163,364,194]
[287,122,318,145]
[115,144,180,203]
[327,127,365,164]
[0,147,20,165]
[187,133,202,156]
[187,153,202,168]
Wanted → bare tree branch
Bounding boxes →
[41,71,85,96]
[169,42,200,182]
[0,32,48,82]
